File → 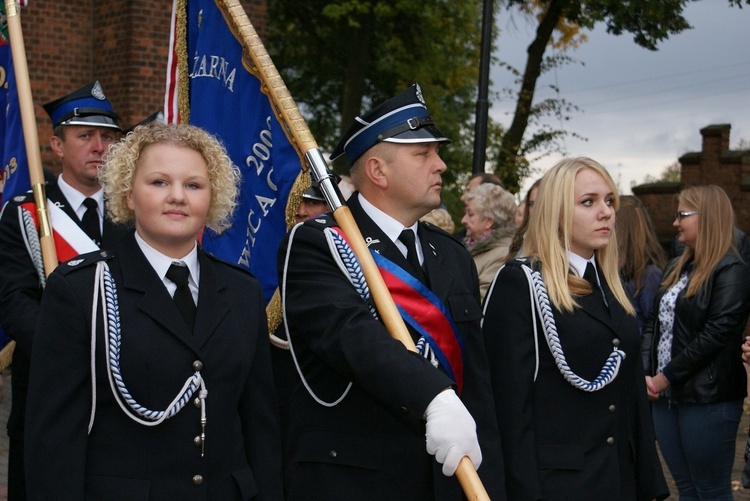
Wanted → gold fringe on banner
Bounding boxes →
[176,0,190,123]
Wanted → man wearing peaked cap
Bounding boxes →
[0,80,128,500]
[330,82,450,165]
[43,80,121,131]
[278,83,506,499]
[294,183,330,224]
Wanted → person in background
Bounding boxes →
[483,157,668,500]
[294,181,330,224]
[514,199,526,227]
[461,183,517,300]
[455,172,505,240]
[24,122,283,499]
[464,172,504,193]
[643,185,750,500]
[421,207,456,234]
[0,81,129,500]
[504,177,541,263]
[616,195,667,333]
[278,83,505,500]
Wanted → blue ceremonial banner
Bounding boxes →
[175,0,304,303]
[0,6,31,207]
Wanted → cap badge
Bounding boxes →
[415,83,425,105]
[91,81,106,101]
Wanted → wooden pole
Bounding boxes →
[217,1,489,498]
[5,0,58,276]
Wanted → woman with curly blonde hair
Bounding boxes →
[24,122,283,499]
[482,157,668,500]
[101,121,239,233]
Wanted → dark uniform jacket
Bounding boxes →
[641,253,750,404]
[482,259,668,501]
[24,231,283,500]
[278,194,505,501]
[0,181,129,442]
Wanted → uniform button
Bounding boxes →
[192,474,203,485]
[329,450,337,458]
[606,437,614,445]
[612,338,620,347]
[608,404,616,413]
[193,360,204,371]
[400,406,409,415]
[194,398,201,408]
[194,436,202,447]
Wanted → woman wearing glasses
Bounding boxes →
[642,185,750,500]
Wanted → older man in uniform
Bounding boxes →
[0,81,128,499]
[278,84,505,500]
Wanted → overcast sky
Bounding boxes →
[488,1,750,195]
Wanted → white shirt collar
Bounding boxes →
[57,174,104,218]
[134,231,200,302]
[567,250,598,282]
[358,193,423,262]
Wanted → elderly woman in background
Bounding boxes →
[643,185,750,500]
[461,183,517,299]
[616,195,667,333]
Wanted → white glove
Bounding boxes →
[424,389,482,476]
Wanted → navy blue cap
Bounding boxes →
[123,111,165,135]
[43,81,120,131]
[302,185,326,202]
[330,83,450,165]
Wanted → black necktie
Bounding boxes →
[584,262,608,308]
[398,229,427,284]
[81,198,102,246]
[166,263,196,332]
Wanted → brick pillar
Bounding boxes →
[698,124,731,186]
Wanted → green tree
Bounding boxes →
[268,0,487,184]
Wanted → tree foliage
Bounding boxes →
[267,0,749,199]
[493,0,699,180]
[267,0,486,183]
[494,0,749,187]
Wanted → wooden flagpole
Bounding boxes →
[215,1,489,498]
[5,0,58,276]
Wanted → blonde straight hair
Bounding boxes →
[662,185,736,297]
[524,157,635,315]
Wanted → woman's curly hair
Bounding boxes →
[99,121,240,233]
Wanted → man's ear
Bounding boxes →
[49,136,65,158]
[363,155,389,190]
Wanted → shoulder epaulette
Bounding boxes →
[303,212,337,230]
[11,190,36,205]
[508,256,541,272]
[57,249,115,275]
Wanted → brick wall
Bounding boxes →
[18,0,267,171]
[634,123,750,249]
